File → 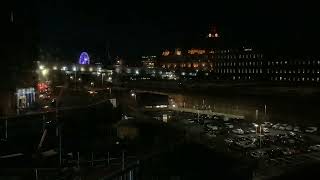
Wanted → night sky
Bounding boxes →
[38,1,319,60]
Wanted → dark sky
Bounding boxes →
[38,0,320,59]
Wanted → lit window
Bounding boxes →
[260,69,263,73]
[302,77,304,81]
[317,77,319,82]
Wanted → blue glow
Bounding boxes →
[79,52,90,65]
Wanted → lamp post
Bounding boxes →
[73,66,77,89]
[101,73,105,87]
[131,92,136,101]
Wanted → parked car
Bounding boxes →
[232,128,244,135]
[279,126,285,130]
[288,131,296,136]
[309,145,320,151]
[285,125,293,131]
[207,125,218,131]
[262,122,273,127]
[206,132,216,138]
[224,123,234,129]
[250,150,267,159]
[282,148,295,156]
[305,127,318,133]
[224,138,234,144]
[272,123,280,129]
[293,126,301,132]
[263,128,270,133]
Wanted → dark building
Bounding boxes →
[1,1,38,115]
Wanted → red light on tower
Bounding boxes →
[208,25,219,38]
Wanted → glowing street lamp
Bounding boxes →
[131,92,136,101]
[41,69,49,76]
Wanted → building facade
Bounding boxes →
[157,47,320,84]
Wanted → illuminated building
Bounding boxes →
[212,48,265,81]
[158,48,213,72]
[141,56,157,68]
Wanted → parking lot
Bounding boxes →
[151,110,320,162]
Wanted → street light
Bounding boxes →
[131,93,136,101]
[41,69,48,76]
[254,124,258,134]
[101,73,105,86]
